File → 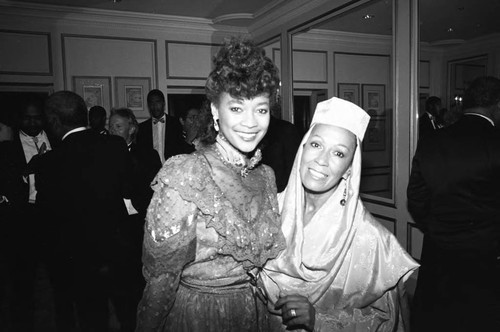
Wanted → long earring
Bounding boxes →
[340,179,348,206]
[213,118,219,132]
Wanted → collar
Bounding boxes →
[152,114,166,124]
[62,127,87,141]
[464,113,495,126]
[19,130,44,140]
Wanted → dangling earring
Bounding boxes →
[340,184,347,206]
[213,117,219,132]
[340,174,349,206]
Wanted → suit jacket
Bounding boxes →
[261,116,302,192]
[0,134,29,209]
[136,115,192,162]
[408,114,500,252]
[36,129,133,264]
[128,142,162,216]
[418,112,441,139]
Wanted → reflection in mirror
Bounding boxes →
[261,36,283,118]
[418,0,500,134]
[291,0,394,200]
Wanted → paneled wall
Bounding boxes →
[0,2,245,121]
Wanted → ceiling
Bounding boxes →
[11,0,499,44]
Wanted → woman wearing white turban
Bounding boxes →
[259,97,419,331]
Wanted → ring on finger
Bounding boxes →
[290,308,297,317]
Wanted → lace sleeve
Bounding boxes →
[135,166,198,332]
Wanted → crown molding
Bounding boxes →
[0,0,246,35]
[213,13,253,24]
[295,28,392,49]
[250,0,351,37]
[420,33,500,54]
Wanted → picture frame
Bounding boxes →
[72,76,112,112]
[337,83,360,106]
[115,77,151,118]
[363,118,386,151]
[362,84,385,117]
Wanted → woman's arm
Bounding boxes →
[135,185,197,331]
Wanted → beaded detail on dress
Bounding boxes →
[148,148,285,269]
[214,135,262,177]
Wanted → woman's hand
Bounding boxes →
[275,294,315,331]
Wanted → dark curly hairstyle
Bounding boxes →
[198,36,280,144]
[462,76,500,110]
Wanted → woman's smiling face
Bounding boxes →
[300,124,356,194]
[211,92,270,153]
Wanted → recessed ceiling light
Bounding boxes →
[363,14,375,19]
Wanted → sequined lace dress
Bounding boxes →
[136,146,285,332]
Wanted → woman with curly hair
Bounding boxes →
[136,36,285,332]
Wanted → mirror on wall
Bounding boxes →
[260,36,284,119]
[290,0,394,200]
[418,0,500,133]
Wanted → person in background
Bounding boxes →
[418,96,443,138]
[178,104,201,151]
[0,95,52,332]
[109,107,162,331]
[136,36,285,332]
[88,105,109,135]
[261,103,302,192]
[407,76,500,332]
[36,90,133,332]
[260,97,418,332]
[136,89,189,163]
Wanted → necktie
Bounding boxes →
[32,136,40,152]
[32,136,46,154]
[153,117,165,124]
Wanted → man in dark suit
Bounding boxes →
[261,104,302,192]
[0,95,52,332]
[109,107,161,331]
[407,76,500,331]
[136,89,191,164]
[36,90,133,331]
[418,96,443,138]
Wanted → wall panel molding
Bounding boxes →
[406,222,423,261]
[372,214,396,236]
[166,41,221,81]
[61,34,158,90]
[0,29,52,76]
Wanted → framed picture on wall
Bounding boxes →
[362,84,385,117]
[72,76,112,111]
[337,83,360,106]
[115,77,151,118]
[363,118,386,151]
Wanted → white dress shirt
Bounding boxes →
[152,114,166,163]
[19,130,52,203]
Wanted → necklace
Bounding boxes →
[214,135,262,177]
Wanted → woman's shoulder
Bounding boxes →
[159,152,207,177]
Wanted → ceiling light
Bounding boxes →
[363,14,375,19]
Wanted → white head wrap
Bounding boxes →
[261,97,418,312]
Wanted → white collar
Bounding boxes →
[19,130,44,140]
[464,113,495,126]
[62,127,87,140]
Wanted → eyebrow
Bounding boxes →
[310,134,352,150]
